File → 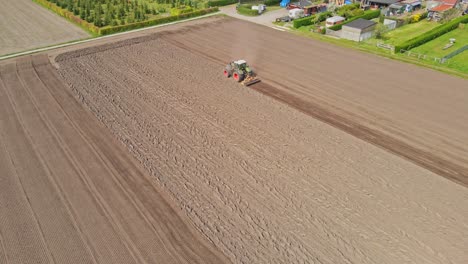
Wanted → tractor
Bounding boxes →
[223,60,261,86]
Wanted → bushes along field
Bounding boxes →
[99,7,219,34]
[395,16,468,52]
[33,0,218,35]
[207,0,237,7]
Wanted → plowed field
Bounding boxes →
[54,17,468,264]
[0,0,88,56]
[0,55,228,264]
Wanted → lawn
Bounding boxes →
[290,22,468,78]
[384,20,440,45]
[412,26,468,57]
[446,52,468,73]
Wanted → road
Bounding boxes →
[219,5,288,27]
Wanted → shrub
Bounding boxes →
[374,23,388,39]
[264,0,281,6]
[237,4,259,16]
[293,16,313,28]
[207,0,237,7]
[170,6,193,16]
[293,11,332,28]
[336,3,360,17]
[411,13,421,23]
[327,9,380,31]
[395,15,468,52]
[315,11,332,23]
[99,8,219,35]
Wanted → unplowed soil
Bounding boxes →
[0,0,88,56]
[55,17,468,264]
[0,55,228,264]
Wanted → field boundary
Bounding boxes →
[32,0,218,36]
[32,0,100,35]
[0,11,220,61]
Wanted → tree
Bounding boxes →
[374,23,388,39]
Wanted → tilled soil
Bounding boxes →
[56,24,468,264]
[0,0,88,56]
[0,55,228,264]
[161,18,468,187]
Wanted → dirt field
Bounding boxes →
[159,19,468,186]
[0,0,89,56]
[54,17,468,264]
[0,55,228,264]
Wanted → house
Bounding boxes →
[428,0,461,20]
[428,0,460,11]
[341,18,377,41]
[385,0,422,16]
[361,0,399,9]
[287,0,327,15]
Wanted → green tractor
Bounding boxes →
[223,60,261,86]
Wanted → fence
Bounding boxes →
[399,49,445,63]
[376,42,395,53]
[441,45,468,63]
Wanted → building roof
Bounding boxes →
[326,16,345,23]
[431,3,453,11]
[293,0,312,7]
[369,0,398,4]
[344,18,377,30]
[436,0,458,5]
[389,3,404,8]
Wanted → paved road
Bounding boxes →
[219,5,288,27]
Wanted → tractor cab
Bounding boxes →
[224,60,260,86]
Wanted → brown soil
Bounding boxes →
[0,54,229,264]
[0,0,88,56]
[54,17,468,264]
[160,18,468,187]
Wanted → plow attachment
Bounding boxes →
[242,76,261,86]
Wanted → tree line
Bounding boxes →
[46,0,200,27]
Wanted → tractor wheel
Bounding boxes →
[233,72,244,82]
[224,69,231,78]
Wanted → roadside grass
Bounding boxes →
[266,6,283,12]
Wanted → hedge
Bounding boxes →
[99,8,219,35]
[327,9,380,31]
[293,11,332,28]
[170,6,193,16]
[32,0,99,35]
[264,0,281,6]
[395,16,468,52]
[293,16,313,28]
[237,5,259,16]
[207,0,237,7]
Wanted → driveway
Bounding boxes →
[219,5,289,27]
